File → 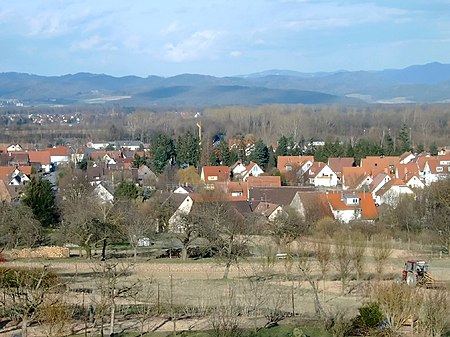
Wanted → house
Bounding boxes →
[277,156,314,175]
[164,193,194,232]
[138,165,158,186]
[290,191,333,220]
[360,156,400,176]
[341,167,372,190]
[231,161,247,176]
[28,151,51,173]
[369,173,392,204]
[254,202,283,221]
[326,192,378,223]
[376,179,415,206]
[247,176,281,188]
[399,152,415,164]
[422,159,449,185]
[48,146,71,165]
[7,152,30,167]
[115,140,143,151]
[201,166,230,184]
[6,167,32,186]
[248,186,314,207]
[395,163,424,189]
[93,182,114,203]
[213,181,248,200]
[241,162,264,181]
[0,179,13,202]
[87,166,107,184]
[86,141,111,150]
[327,157,355,181]
[173,185,195,194]
[6,144,23,152]
[303,162,338,187]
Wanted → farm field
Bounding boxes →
[2,241,449,337]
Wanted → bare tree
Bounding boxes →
[297,247,325,318]
[91,261,136,337]
[420,289,449,337]
[0,203,42,249]
[349,231,366,281]
[0,266,64,337]
[372,282,421,333]
[190,197,251,279]
[371,233,393,277]
[333,231,354,294]
[313,235,331,301]
[267,206,308,252]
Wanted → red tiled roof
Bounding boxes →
[360,156,400,176]
[247,176,281,188]
[342,166,371,189]
[28,151,51,165]
[327,192,378,220]
[327,157,355,176]
[277,156,314,174]
[201,166,230,182]
[18,166,32,175]
[396,163,420,181]
[47,146,71,156]
[0,166,15,183]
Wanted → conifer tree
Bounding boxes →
[22,177,58,227]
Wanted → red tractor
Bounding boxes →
[402,259,434,287]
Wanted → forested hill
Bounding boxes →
[2,62,450,106]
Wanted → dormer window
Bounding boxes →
[436,166,443,172]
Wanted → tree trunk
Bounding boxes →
[109,302,115,337]
[101,239,107,261]
[181,247,188,261]
[21,317,28,337]
[223,261,232,279]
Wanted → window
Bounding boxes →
[436,166,443,172]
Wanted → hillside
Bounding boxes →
[2,62,450,106]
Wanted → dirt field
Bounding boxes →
[1,245,450,336]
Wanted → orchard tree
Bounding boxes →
[22,177,59,227]
[425,178,450,252]
[0,203,42,249]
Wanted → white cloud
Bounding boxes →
[71,35,117,51]
[229,50,242,57]
[164,30,220,62]
[27,11,68,37]
[161,21,180,36]
[282,3,408,31]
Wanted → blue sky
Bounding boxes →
[1,0,450,77]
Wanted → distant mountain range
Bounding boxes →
[2,62,450,107]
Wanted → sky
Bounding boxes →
[1,0,450,77]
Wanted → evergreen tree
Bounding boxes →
[398,124,411,153]
[22,177,58,227]
[114,181,139,200]
[218,139,232,166]
[275,135,289,157]
[150,134,175,173]
[430,142,439,156]
[385,133,395,156]
[268,145,277,168]
[176,131,200,167]
[250,139,269,169]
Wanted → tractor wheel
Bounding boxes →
[406,272,416,287]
